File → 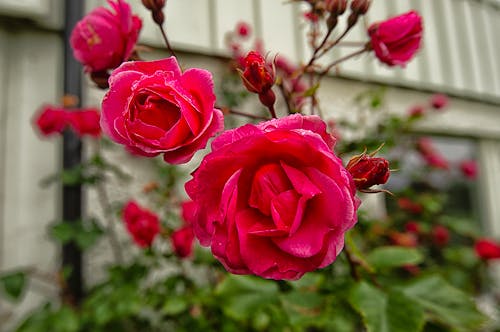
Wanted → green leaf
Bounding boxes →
[400,275,487,331]
[367,246,423,270]
[349,281,424,332]
[0,271,27,301]
[163,296,188,315]
[215,275,279,321]
[74,219,103,250]
[281,290,323,326]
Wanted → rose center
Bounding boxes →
[131,91,180,132]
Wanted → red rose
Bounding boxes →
[70,0,142,72]
[101,57,224,164]
[405,221,421,234]
[368,11,423,67]
[171,201,196,258]
[346,154,390,190]
[67,109,101,137]
[186,115,359,280]
[33,106,68,136]
[122,201,160,248]
[474,239,500,261]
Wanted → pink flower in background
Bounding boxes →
[416,137,449,170]
[430,93,448,110]
[122,200,160,248]
[408,105,425,118]
[185,115,358,280]
[171,201,196,258]
[33,106,68,136]
[236,21,252,38]
[368,11,423,67]
[101,57,224,164]
[70,0,142,72]
[460,160,478,180]
[67,109,101,137]
[475,238,500,261]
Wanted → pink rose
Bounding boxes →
[368,11,423,67]
[122,200,161,248]
[185,115,358,280]
[33,106,68,136]
[67,109,101,137]
[70,0,142,72]
[101,57,224,164]
[430,93,448,110]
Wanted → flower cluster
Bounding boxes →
[33,105,101,137]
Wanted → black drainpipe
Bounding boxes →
[62,0,84,304]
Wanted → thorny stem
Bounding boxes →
[268,104,278,119]
[91,141,124,264]
[344,246,360,281]
[158,24,177,58]
[319,47,369,78]
[306,26,335,68]
[276,82,294,115]
[217,105,269,120]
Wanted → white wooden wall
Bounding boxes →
[0,2,63,326]
[86,0,500,104]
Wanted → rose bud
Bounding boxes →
[325,0,347,15]
[236,21,252,38]
[171,226,195,258]
[350,0,371,15]
[33,106,69,137]
[431,225,450,247]
[474,238,500,261]
[405,221,421,234]
[70,0,142,72]
[122,200,161,248]
[141,0,165,11]
[240,51,275,94]
[346,155,390,190]
[408,105,425,118]
[368,11,423,67]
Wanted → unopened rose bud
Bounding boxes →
[152,9,164,25]
[326,15,338,30]
[325,0,347,15]
[141,0,165,11]
[431,225,450,247]
[346,154,390,190]
[351,0,371,15]
[258,89,276,109]
[240,51,275,94]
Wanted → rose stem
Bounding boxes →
[319,47,369,78]
[158,24,177,58]
[343,247,361,281]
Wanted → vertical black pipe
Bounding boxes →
[62,0,84,304]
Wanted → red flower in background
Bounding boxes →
[171,201,196,258]
[474,239,500,261]
[405,221,421,234]
[431,225,450,247]
[236,21,252,38]
[460,160,478,180]
[389,231,418,247]
[122,201,160,248]
[397,197,423,214]
[33,106,68,136]
[368,11,423,67]
[430,93,448,110]
[67,109,101,137]
[70,0,142,72]
[416,137,449,170]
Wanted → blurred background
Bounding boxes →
[0,0,499,328]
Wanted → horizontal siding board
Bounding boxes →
[214,0,254,53]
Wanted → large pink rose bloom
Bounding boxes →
[368,11,423,67]
[70,0,142,72]
[101,57,224,164]
[185,115,359,280]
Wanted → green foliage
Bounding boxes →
[400,275,487,331]
[0,271,27,301]
[367,246,423,271]
[349,281,425,332]
[50,219,103,250]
